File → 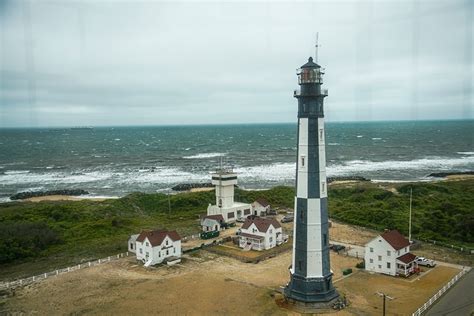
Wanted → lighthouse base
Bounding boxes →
[284,273,339,304]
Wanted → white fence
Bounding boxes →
[412,267,471,316]
[0,252,130,291]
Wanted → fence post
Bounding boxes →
[32,276,35,282]
[108,256,111,262]
[44,273,47,279]
[67,267,70,272]
[99,259,101,264]
[56,270,58,275]
[88,262,91,267]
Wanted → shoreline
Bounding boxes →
[2,174,472,204]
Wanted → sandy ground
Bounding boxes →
[2,248,460,316]
[189,187,215,193]
[23,195,117,202]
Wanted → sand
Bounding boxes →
[23,195,117,202]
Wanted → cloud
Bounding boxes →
[0,0,472,127]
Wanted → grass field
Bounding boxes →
[0,178,472,280]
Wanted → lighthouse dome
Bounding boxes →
[300,56,320,69]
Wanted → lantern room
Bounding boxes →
[297,57,324,84]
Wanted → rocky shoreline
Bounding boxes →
[10,189,90,201]
[171,183,213,191]
[428,171,474,178]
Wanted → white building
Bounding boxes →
[365,230,417,277]
[128,234,139,253]
[239,217,283,251]
[252,198,271,216]
[133,229,182,267]
[201,214,224,232]
[207,169,252,223]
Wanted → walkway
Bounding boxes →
[425,269,474,316]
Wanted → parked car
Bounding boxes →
[281,215,294,223]
[416,257,436,267]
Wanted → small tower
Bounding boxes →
[284,56,339,306]
[211,168,237,209]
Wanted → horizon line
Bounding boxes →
[0,118,472,129]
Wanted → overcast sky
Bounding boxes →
[0,0,472,127]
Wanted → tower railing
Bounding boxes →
[293,89,328,97]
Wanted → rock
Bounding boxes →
[428,171,474,178]
[10,189,89,200]
[171,183,213,191]
[327,176,370,183]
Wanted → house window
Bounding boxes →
[218,198,222,207]
[378,255,382,261]
[378,265,382,269]
[174,248,176,253]
[270,237,273,243]
[404,247,407,252]
[370,258,373,263]
[370,247,374,253]
[301,156,305,167]
[139,248,143,254]
[146,251,149,257]
[145,242,149,247]
[387,262,391,269]
[270,229,273,234]
[244,209,250,215]
[378,239,382,242]
[159,252,161,257]
[228,212,234,219]
[397,250,400,255]
[387,251,391,256]
[166,240,169,246]
[130,243,133,249]
[166,250,169,255]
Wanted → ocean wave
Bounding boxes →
[328,156,474,177]
[183,153,226,159]
[457,152,474,155]
[328,143,340,146]
[0,171,113,185]
[4,170,30,175]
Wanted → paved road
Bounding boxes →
[426,269,474,316]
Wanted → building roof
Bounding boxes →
[397,252,417,264]
[136,229,181,247]
[300,57,320,69]
[381,230,410,250]
[254,198,270,207]
[242,217,281,232]
[240,232,264,240]
[202,214,224,222]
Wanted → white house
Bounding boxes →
[134,229,182,267]
[128,234,139,253]
[365,230,417,277]
[239,217,283,251]
[206,169,252,223]
[201,214,224,232]
[252,198,271,216]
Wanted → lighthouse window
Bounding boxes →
[301,156,305,167]
[298,261,302,271]
[322,182,326,194]
[319,129,324,141]
[323,234,327,245]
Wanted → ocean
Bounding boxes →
[0,120,473,201]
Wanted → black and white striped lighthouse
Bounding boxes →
[284,56,339,304]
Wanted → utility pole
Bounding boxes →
[376,292,394,316]
[409,187,413,243]
[168,189,171,218]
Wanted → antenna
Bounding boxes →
[315,32,319,63]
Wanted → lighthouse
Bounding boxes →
[284,56,339,305]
